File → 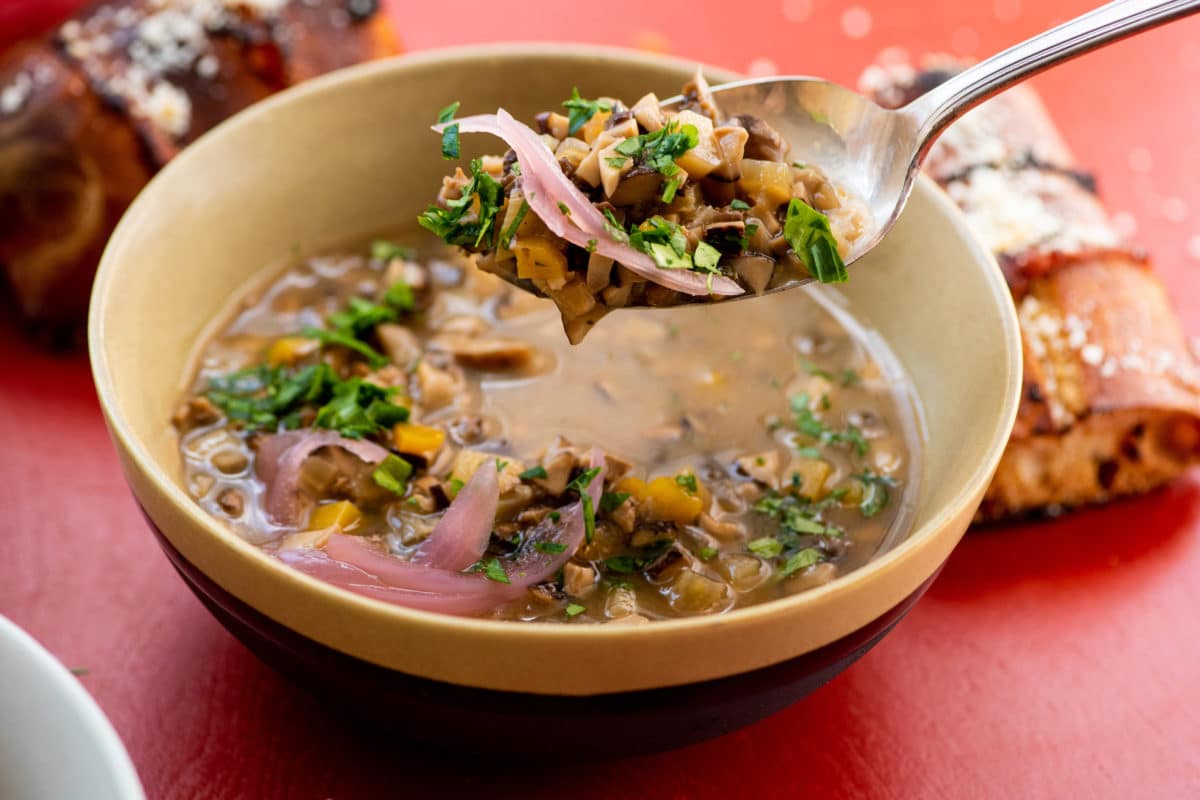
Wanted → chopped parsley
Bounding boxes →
[791,394,869,456]
[562,88,611,136]
[603,538,672,574]
[855,470,897,517]
[840,368,860,387]
[661,177,681,204]
[605,155,630,169]
[602,208,630,243]
[779,548,824,578]
[206,363,409,439]
[586,239,598,253]
[698,546,718,561]
[729,198,751,211]
[370,239,414,262]
[614,120,699,178]
[495,459,509,472]
[448,477,465,494]
[548,510,561,523]
[418,158,504,249]
[565,603,586,618]
[795,446,823,460]
[519,465,548,480]
[373,454,413,495]
[783,198,847,284]
[437,101,461,160]
[599,491,631,514]
[468,557,511,584]
[383,279,415,313]
[311,378,410,438]
[534,540,567,554]
[557,201,571,216]
[566,467,601,543]
[500,200,530,249]
[302,326,387,368]
[801,360,834,381]
[753,492,843,539]
[748,537,783,558]
[674,473,698,493]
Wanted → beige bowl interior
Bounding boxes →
[90,45,1021,695]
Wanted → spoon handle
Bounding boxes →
[902,0,1199,160]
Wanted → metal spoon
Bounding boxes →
[670,0,1198,279]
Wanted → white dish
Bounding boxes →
[0,616,144,800]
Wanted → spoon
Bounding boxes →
[669,0,1198,278]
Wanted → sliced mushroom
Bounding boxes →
[563,562,597,599]
[631,92,665,132]
[736,450,783,489]
[376,324,421,369]
[586,252,615,293]
[729,113,789,162]
[729,254,775,295]
[710,125,750,181]
[414,359,465,410]
[608,166,665,206]
[429,333,535,371]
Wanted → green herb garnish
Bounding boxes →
[779,548,824,578]
[748,537,783,558]
[534,541,567,554]
[599,491,631,514]
[418,158,504,249]
[565,603,586,618]
[729,198,751,210]
[614,120,698,178]
[373,454,413,495]
[603,539,672,574]
[661,177,680,204]
[500,200,530,250]
[557,201,571,216]
[548,511,561,523]
[675,473,698,494]
[312,378,409,439]
[448,477,465,494]
[783,198,847,283]
[566,467,601,543]
[562,88,611,136]
[437,101,461,160]
[791,393,869,456]
[519,465,548,480]
[468,557,511,584]
[698,546,718,561]
[855,471,897,517]
[370,239,414,262]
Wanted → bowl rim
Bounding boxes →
[88,43,1023,693]
[0,616,146,800]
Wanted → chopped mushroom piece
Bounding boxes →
[736,451,783,488]
[563,562,597,598]
[429,333,535,371]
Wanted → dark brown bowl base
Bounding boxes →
[145,512,937,758]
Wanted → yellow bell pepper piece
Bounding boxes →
[515,238,568,283]
[787,458,834,499]
[580,109,612,144]
[265,336,318,367]
[614,476,647,501]
[642,474,706,524]
[392,423,446,460]
[308,500,361,532]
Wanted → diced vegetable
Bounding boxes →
[515,238,568,284]
[392,423,446,460]
[265,336,318,367]
[308,500,362,532]
[738,159,794,206]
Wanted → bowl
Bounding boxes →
[0,617,145,800]
[88,45,1022,755]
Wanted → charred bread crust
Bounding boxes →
[860,57,1200,520]
[0,0,397,331]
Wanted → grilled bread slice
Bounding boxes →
[860,57,1200,520]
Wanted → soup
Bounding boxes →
[173,238,920,622]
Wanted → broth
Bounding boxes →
[175,235,921,622]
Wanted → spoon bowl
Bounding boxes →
[662,0,1197,296]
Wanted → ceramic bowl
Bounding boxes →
[89,45,1021,755]
[0,617,144,799]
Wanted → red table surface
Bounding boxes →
[3,1,1200,797]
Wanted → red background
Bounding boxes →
[3,1,1200,797]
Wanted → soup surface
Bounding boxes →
[174,237,920,623]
